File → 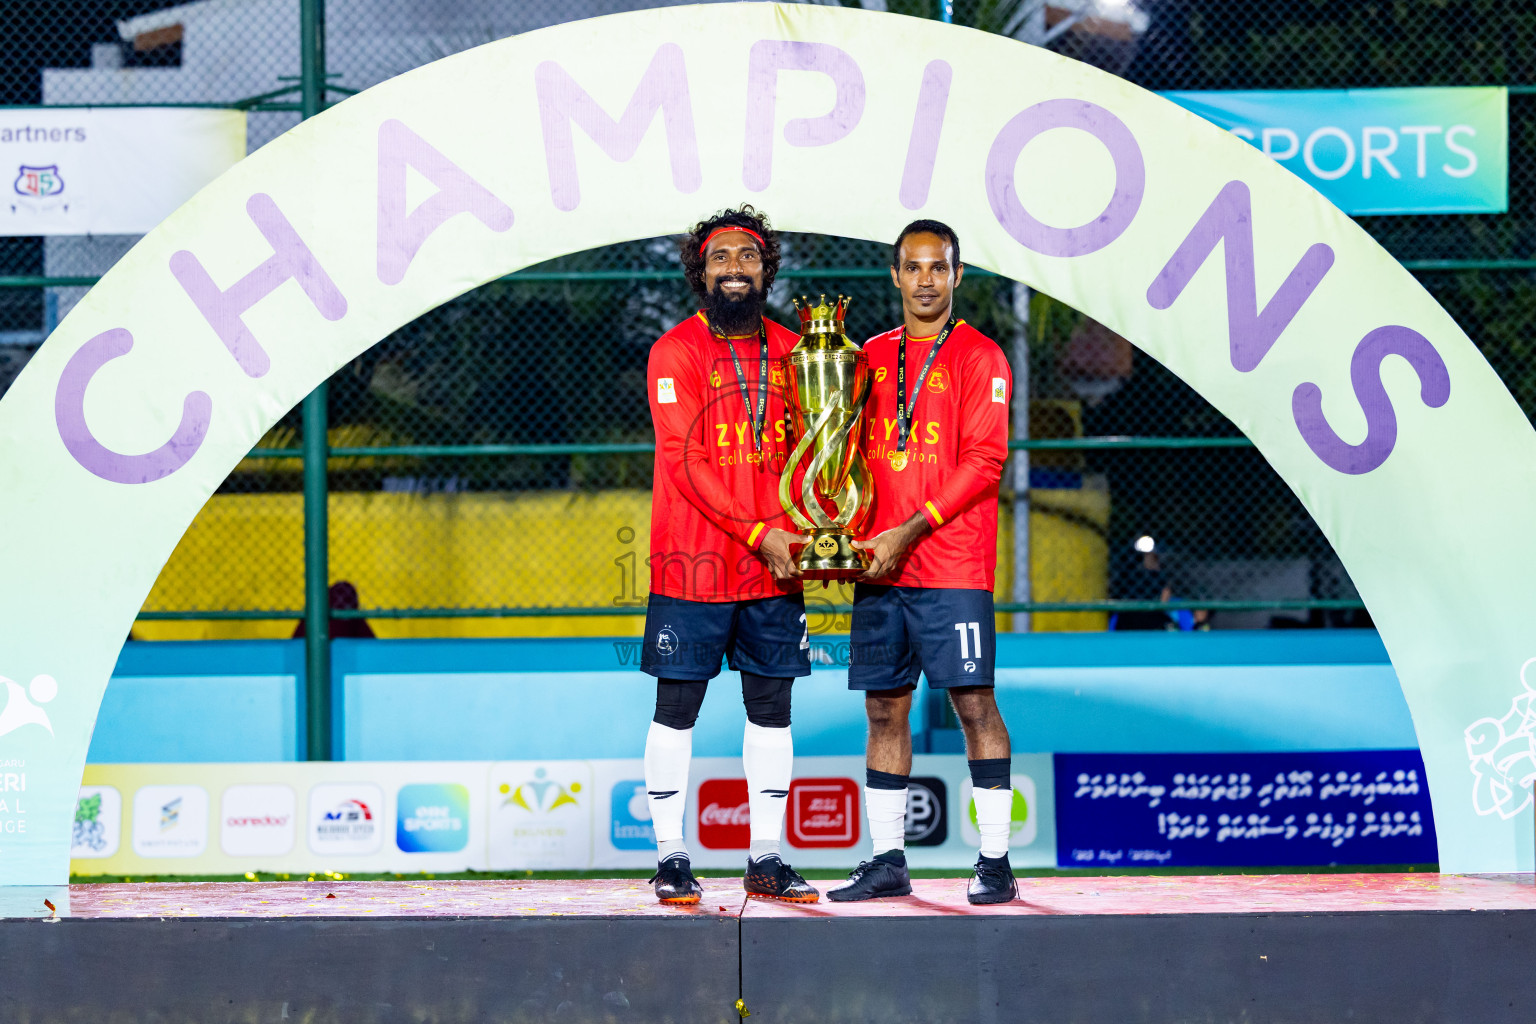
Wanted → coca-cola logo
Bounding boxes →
[789,777,860,848]
[698,779,751,849]
[700,801,750,826]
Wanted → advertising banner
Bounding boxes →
[1163,88,1507,214]
[1054,751,1437,868]
[0,108,246,235]
[71,755,1055,875]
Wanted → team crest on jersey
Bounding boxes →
[770,367,785,386]
[926,366,948,393]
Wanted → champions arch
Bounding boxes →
[1,3,1532,883]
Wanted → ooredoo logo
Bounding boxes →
[698,778,750,849]
[788,777,860,848]
[220,784,295,857]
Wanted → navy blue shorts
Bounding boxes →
[848,584,996,690]
[641,592,812,680]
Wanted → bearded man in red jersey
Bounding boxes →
[828,220,1019,906]
[641,205,819,905]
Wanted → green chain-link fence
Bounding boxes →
[2,0,1532,639]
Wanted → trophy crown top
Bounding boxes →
[793,293,851,331]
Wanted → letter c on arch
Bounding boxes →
[54,328,212,485]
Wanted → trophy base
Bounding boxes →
[798,529,869,581]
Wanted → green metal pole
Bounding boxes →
[299,0,331,761]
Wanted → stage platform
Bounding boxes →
[2,873,1533,1022]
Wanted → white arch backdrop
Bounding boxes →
[0,3,1532,883]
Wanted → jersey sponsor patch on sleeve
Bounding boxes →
[657,377,677,404]
[991,377,1007,404]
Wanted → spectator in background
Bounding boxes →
[1110,536,1208,631]
[293,581,376,639]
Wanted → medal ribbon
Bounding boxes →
[723,321,770,452]
[896,318,958,455]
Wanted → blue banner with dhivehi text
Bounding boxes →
[1162,87,1507,215]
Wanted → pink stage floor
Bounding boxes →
[39,870,1536,919]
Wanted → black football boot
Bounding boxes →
[649,854,703,905]
[966,852,1018,905]
[743,855,820,903]
[827,851,913,902]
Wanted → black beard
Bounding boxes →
[703,276,765,336]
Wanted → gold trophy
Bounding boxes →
[779,294,874,579]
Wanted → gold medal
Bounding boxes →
[890,450,908,472]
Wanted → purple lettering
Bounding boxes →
[1147,180,1335,373]
[899,60,952,210]
[743,40,866,192]
[1292,325,1450,475]
[985,98,1143,258]
[376,119,513,285]
[535,43,700,212]
[169,193,347,378]
[54,328,211,484]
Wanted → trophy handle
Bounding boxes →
[796,400,844,529]
[831,375,874,530]
[778,412,824,531]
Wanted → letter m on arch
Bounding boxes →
[1147,180,1336,373]
[535,42,702,211]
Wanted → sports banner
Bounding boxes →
[1164,87,1507,214]
[0,108,246,235]
[69,755,1057,876]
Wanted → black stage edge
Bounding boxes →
[741,910,1536,1024]
[0,916,738,1023]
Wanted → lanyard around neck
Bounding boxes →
[896,318,957,454]
[716,320,769,452]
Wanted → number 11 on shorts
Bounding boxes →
[955,621,982,659]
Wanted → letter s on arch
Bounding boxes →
[1291,325,1450,476]
[54,328,212,484]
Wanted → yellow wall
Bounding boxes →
[135,488,1108,639]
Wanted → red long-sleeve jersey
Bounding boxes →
[860,320,1011,590]
[648,312,803,602]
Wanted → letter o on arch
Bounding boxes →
[985,98,1145,257]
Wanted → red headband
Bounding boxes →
[699,225,765,254]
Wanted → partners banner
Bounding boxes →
[1055,751,1437,868]
[0,108,246,235]
[68,755,1057,876]
[1164,87,1508,215]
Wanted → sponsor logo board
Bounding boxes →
[788,777,860,849]
[698,778,750,849]
[488,762,592,869]
[396,783,470,854]
[609,780,655,851]
[308,783,384,855]
[960,774,1038,848]
[220,783,295,857]
[132,784,209,858]
[71,785,120,859]
[905,776,947,847]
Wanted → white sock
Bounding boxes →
[973,787,1013,859]
[865,787,908,856]
[743,721,792,860]
[645,721,692,860]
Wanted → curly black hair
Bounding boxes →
[679,204,781,300]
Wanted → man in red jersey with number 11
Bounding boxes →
[829,220,1019,905]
